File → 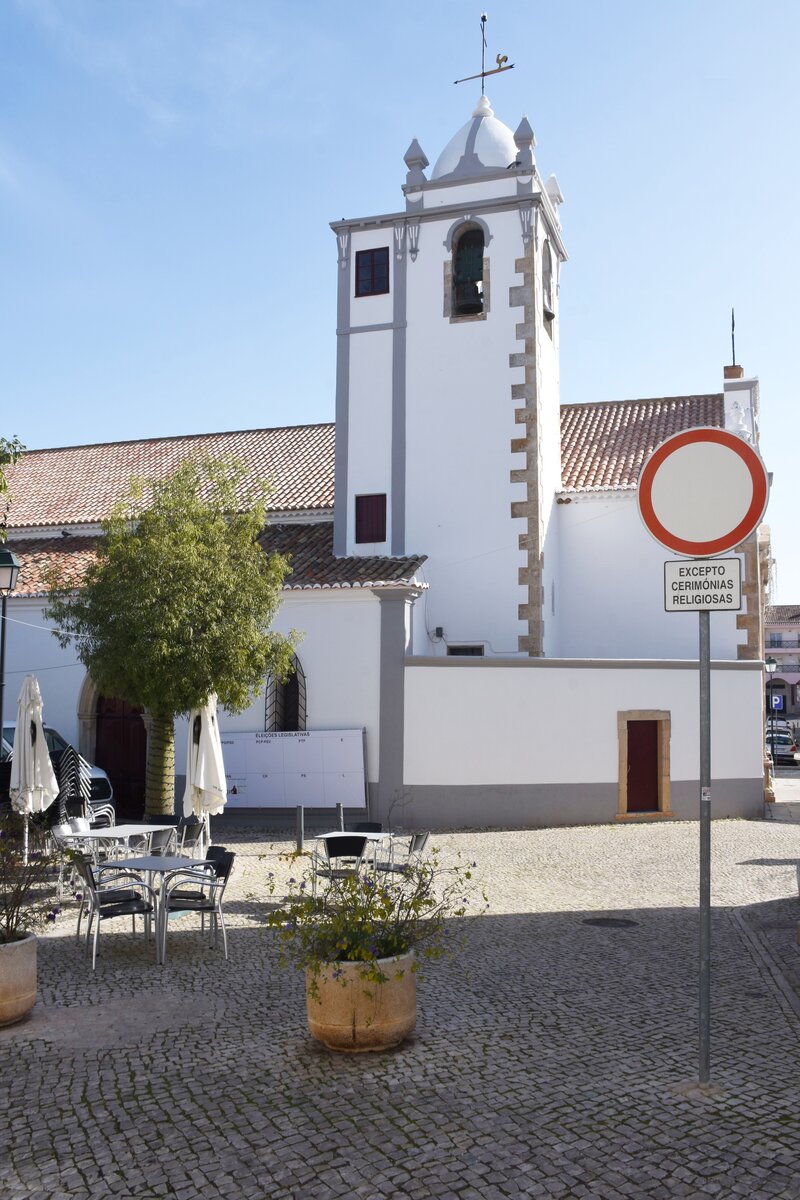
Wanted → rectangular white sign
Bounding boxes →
[219,728,367,809]
[664,558,741,612]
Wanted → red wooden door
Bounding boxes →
[627,720,659,812]
[95,696,147,820]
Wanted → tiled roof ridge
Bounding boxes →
[15,398,722,458]
[560,392,725,492]
[561,391,723,413]
[16,420,336,458]
[6,424,335,528]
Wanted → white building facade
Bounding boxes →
[1,94,770,829]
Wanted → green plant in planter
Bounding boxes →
[266,847,487,997]
[0,810,61,944]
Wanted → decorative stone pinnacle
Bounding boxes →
[513,116,536,170]
[404,138,429,186]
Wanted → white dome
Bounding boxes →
[431,96,518,181]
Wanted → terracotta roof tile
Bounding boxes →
[260,523,426,589]
[5,424,335,529]
[11,525,425,597]
[6,395,727,531]
[9,536,101,597]
[765,605,800,624]
[560,394,724,491]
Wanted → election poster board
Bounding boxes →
[220,728,367,809]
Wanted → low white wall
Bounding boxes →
[404,659,763,786]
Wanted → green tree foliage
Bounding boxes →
[46,458,297,814]
[0,436,23,539]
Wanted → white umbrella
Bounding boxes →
[9,674,59,861]
[182,694,227,851]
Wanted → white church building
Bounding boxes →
[2,94,769,829]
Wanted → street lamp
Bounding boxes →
[0,546,21,736]
[765,655,778,767]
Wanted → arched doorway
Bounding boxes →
[95,695,147,820]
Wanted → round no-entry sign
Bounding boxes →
[637,427,769,557]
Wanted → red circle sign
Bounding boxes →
[637,427,769,557]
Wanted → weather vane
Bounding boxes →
[454,13,514,95]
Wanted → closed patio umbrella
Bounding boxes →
[9,674,59,860]
[182,694,227,851]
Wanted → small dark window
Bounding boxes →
[453,228,484,314]
[355,493,387,543]
[446,645,485,656]
[355,248,390,297]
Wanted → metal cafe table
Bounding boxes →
[103,854,212,964]
[62,823,176,852]
[107,853,207,889]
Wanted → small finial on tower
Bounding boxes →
[404,138,429,186]
[513,116,536,169]
[454,13,515,88]
[724,308,744,380]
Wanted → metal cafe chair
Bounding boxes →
[72,856,158,970]
[158,850,236,963]
[374,831,431,876]
[311,834,369,896]
[148,827,179,856]
[177,819,205,858]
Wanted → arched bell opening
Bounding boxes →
[452,226,485,315]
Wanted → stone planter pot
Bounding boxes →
[0,931,38,1027]
[306,951,416,1052]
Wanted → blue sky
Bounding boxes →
[2,0,798,600]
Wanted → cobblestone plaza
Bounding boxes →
[2,817,800,1199]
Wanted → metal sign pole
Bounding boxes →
[698,609,711,1084]
[636,426,769,1091]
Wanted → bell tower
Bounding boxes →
[332,94,566,657]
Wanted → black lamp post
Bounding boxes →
[765,655,778,766]
[0,546,21,737]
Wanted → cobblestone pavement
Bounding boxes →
[2,817,800,1199]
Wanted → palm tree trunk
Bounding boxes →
[145,713,175,816]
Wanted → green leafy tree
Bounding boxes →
[46,458,297,815]
[0,436,23,538]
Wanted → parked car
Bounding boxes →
[1,724,114,807]
[765,731,799,766]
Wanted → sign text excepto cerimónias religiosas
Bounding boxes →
[663,557,742,612]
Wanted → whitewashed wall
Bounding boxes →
[343,325,394,556]
[541,513,562,655]
[405,206,533,657]
[347,228,394,326]
[1,596,85,742]
[554,494,745,659]
[404,660,761,785]
[400,658,764,827]
[4,588,383,788]
[211,589,382,785]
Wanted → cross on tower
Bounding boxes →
[454,13,514,92]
